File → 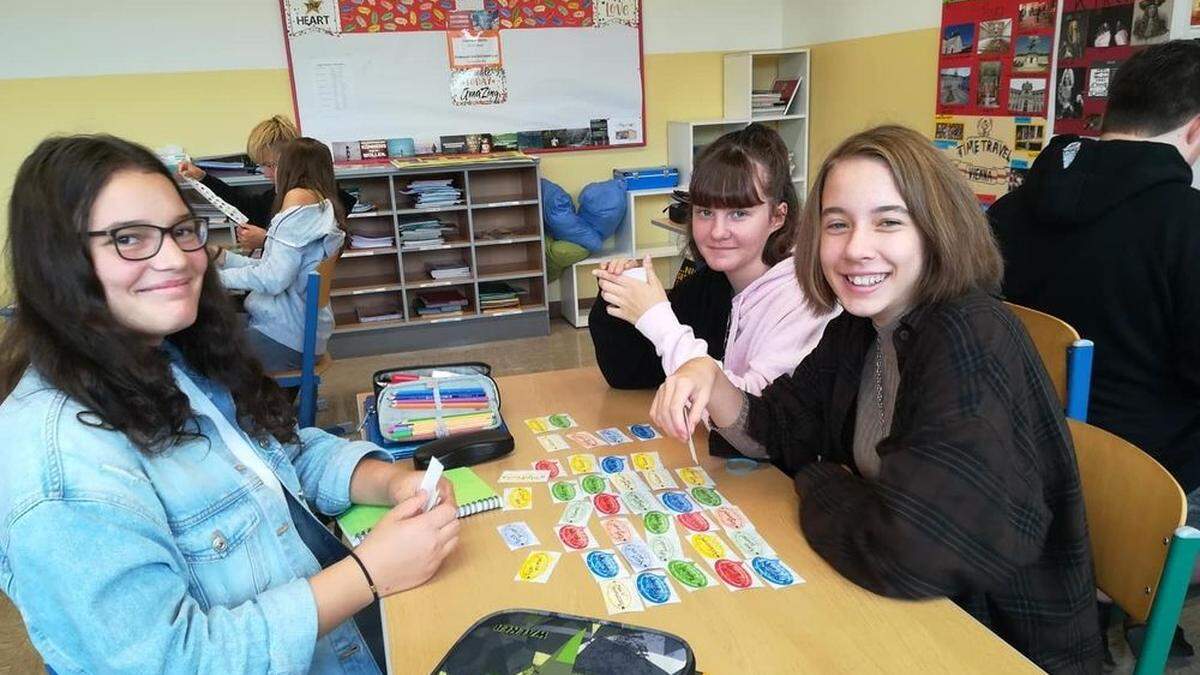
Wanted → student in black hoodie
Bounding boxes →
[989,40,1200,658]
[991,40,1200,496]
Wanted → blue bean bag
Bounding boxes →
[540,178,626,254]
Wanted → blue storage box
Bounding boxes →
[613,166,680,190]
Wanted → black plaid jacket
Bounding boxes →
[747,291,1101,674]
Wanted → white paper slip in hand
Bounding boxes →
[621,266,647,282]
[182,176,249,225]
[420,456,444,512]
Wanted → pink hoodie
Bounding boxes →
[634,257,837,395]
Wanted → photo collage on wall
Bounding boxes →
[935,0,1054,204]
[1053,0,1172,136]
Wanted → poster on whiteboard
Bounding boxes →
[279,0,646,162]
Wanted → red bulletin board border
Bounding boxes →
[277,0,647,158]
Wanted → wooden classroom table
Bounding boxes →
[368,367,1041,674]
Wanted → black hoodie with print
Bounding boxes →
[989,134,1200,491]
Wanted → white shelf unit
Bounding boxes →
[667,117,809,202]
[724,48,810,123]
[560,186,686,328]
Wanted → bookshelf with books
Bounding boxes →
[723,48,809,122]
[189,158,548,355]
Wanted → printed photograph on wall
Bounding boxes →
[1013,35,1052,72]
[977,18,1014,53]
[1009,78,1047,114]
[1131,0,1172,44]
[1056,66,1085,119]
[1089,4,1134,48]
[1015,122,1045,151]
[977,62,1002,108]
[942,23,976,54]
[1059,11,1090,60]
[1087,60,1122,98]
[940,67,972,105]
[1018,1,1056,28]
[936,121,966,141]
[1193,0,1200,26]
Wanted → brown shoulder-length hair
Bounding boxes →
[688,123,799,266]
[270,137,347,231]
[795,125,1002,314]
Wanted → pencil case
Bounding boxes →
[372,362,503,443]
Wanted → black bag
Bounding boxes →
[433,608,696,675]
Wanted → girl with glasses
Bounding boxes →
[0,134,459,673]
[213,137,347,372]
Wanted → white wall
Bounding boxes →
[782,0,939,46]
[0,0,783,80]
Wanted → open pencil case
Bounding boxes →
[372,362,503,443]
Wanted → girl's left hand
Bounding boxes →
[387,467,454,510]
[593,255,667,325]
[235,223,268,251]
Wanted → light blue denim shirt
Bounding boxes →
[220,200,345,354]
[0,351,388,674]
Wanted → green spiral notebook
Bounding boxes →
[338,467,500,546]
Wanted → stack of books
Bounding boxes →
[478,281,523,310]
[398,217,458,249]
[751,90,786,113]
[427,262,470,280]
[348,232,394,249]
[401,179,463,209]
[414,288,469,317]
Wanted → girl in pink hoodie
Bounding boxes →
[590,124,835,456]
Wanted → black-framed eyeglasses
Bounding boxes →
[86,217,209,261]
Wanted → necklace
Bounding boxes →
[874,334,886,429]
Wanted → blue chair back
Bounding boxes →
[1005,302,1093,421]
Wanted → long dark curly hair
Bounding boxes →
[0,134,298,453]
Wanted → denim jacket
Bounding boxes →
[0,354,388,674]
[220,201,345,354]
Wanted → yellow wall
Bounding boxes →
[806,27,938,177]
[0,52,721,300]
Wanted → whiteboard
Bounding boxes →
[279,0,645,154]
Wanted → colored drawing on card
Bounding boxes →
[599,455,628,474]
[503,487,533,510]
[568,453,598,474]
[585,549,629,580]
[635,571,680,605]
[559,500,594,526]
[544,413,578,430]
[643,510,672,535]
[599,578,644,614]
[630,451,661,470]
[677,511,715,533]
[751,556,800,588]
[609,471,643,493]
[618,540,663,573]
[567,431,604,448]
[660,491,696,514]
[689,532,727,560]
[677,466,715,487]
[667,559,712,590]
[628,423,661,441]
[601,517,639,546]
[621,490,656,514]
[730,529,777,558]
[714,559,757,589]
[557,524,598,551]
[497,522,539,550]
[524,417,550,434]
[592,492,625,516]
[596,427,633,445]
[550,479,579,502]
[515,550,561,583]
[642,467,678,490]
[647,533,684,563]
[536,434,570,452]
[533,458,564,479]
[580,474,608,495]
[690,486,723,508]
[712,505,753,531]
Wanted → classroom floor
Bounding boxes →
[2,318,1200,673]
